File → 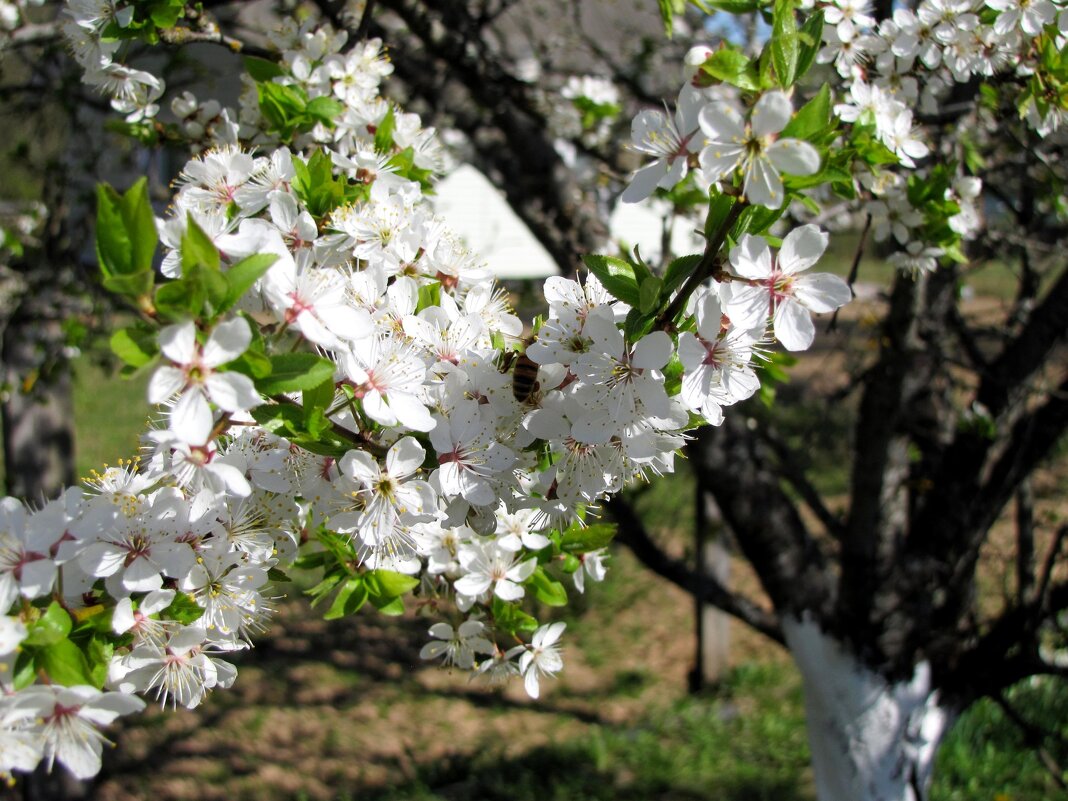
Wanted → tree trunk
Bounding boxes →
[783,616,955,801]
[1,313,76,503]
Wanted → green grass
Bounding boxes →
[73,360,150,480]
[364,663,812,801]
[934,678,1068,801]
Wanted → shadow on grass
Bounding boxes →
[359,737,809,801]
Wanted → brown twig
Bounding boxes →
[656,199,747,329]
[827,212,870,333]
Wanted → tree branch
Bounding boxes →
[755,423,846,540]
[606,494,784,644]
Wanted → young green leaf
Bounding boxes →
[374,105,396,153]
[700,48,761,92]
[781,83,833,141]
[560,522,618,553]
[771,0,800,88]
[244,56,285,82]
[23,601,72,647]
[255,353,338,395]
[110,326,159,368]
[36,638,95,687]
[529,566,569,607]
[582,254,641,306]
[181,214,221,274]
[222,253,277,312]
[795,9,825,79]
[366,569,420,597]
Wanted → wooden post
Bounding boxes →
[691,486,731,691]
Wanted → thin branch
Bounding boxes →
[756,423,846,540]
[354,0,378,41]
[827,212,870,333]
[656,199,747,329]
[606,495,784,644]
[993,693,1068,791]
[1036,524,1068,611]
[1017,478,1035,604]
[157,25,275,60]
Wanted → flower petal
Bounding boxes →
[751,91,792,137]
[779,224,829,274]
[766,138,820,176]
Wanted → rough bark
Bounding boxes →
[1,312,75,502]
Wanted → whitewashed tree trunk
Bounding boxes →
[783,616,955,801]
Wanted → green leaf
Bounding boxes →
[303,376,335,417]
[257,81,309,138]
[733,203,786,238]
[244,56,285,82]
[162,592,205,625]
[374,105,396,153]
[782,84,833,141]
[657,0,686,36]
[560,522,617,554]
[102,270,154,298]
[255,353,338,395]
[771,0,799,88]
[120,178,159,275]
[96,184,132,277]
[704,192,738,240]
[795,9,824,79]
[110,326,158,368]
[24,602,72,647]
[530,567,569,607]
[181,214,221,274]
[366,570,420,597]
[416,282,441,312]
[155,279,200,320]
[370,594,406,615]
[306,571,345,606]
[37,638,94,686]
[12,649,35,690]
[325,577,368,620]
[639,276,662,315]
[662,254,702,298]
[623,307,656,341]
[86,636,114,689]
[491,597,539,635]
[267,567,291,583]
[694,0,764,11]
[147,0,184,28]
[221,253,277,312]
[306,96,344,128]
[700,48,761,92]
[582,254,641,306]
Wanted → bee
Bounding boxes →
[499,338,541,403]
[511,350,541,403]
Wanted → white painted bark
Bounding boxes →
[783,615,955,801]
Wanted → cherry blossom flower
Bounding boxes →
[519,622,566,699]
[621,85,705,203]
[332,436,438,559]
[698,91,820,208]
[722,225,852,351]
[454,540,536,601]
[418,620,494,669]
[149,318,261,445]
[11,686,144,779]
